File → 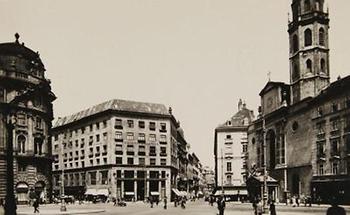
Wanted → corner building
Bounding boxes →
[52,99,180,201]
[248,0,350,204]
[0,35,56,203]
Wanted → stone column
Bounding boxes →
[134,180,137,201]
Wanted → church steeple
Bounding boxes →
[288,0,330,104]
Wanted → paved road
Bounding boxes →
[14,200,350,215]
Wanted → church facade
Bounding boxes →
[247,0,350,204]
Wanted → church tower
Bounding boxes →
[288,0,330,104]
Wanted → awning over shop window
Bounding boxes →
[214,189,248,196]
[124,192,134,196]
[150,192,159,196]
[85,189,97,195]
[97,189,109,196]
[172,188,181,196]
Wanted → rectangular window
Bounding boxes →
[115,119,123,129]
[138,145,145,156]
[150,158,156,166]
[139,157,145,165]
[160,159,166,166]
[149,122,156,131]
[149,134,156,142]
[127,157,134,165]
[115,144,123,151]
[115,131,123,141]
[160,135,167,144]
[96,134,100,142]
[126,133,134,140]
[89,124,93,132]
[103,132,108,140]
[35,117,42,129]
[149,146,156,156]
[127,120,134,128]
[139,121,145,129]
[80,138,85,148]
[17,113,27,126]
[160,147,166,156]
[226,135,232,139]
[331,139,339,156]
[96,122,100,130]
[101,171,108,185]
[318,164,324,175]
[103,120,107,128]
[332,103,338,112]
[332,162,339,175]
[138,133,146,143]
[89,172,97,185]
[243,144,248,153]
[116,157,122,164]
[81,127,85,134]
[227,162,232,172]
[160,123,166,132]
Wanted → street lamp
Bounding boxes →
[60,141,67,212]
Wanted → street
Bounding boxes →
[14,200,350,215]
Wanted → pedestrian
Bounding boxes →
[33,198,39,213]
[252,200,257,215]
[270,201,276,215]
[256,199,263,215]
[163,196,167,210]
[0,198,3,208]
[296,196,300,207]
[326,197,346,215]
[174,196,178,207]
[217,195,226,215]
[150,196,153,208]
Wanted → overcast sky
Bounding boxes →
[2,0,350,168]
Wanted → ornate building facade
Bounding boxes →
[0,34,56,204]
[247,0,350,204]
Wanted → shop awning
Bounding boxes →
[150,192,160,196]
[237,190,248,195]
[97,189,109,196]
[125,192,134,196]
[172,188,181,196]
[16,183,29,189]
[85,189,97,195]
[180,191,187,197]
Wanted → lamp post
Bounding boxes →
[60,139,67,211]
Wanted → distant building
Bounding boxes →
[247,0,350,205]
[0,34,56,204]
[214,100,254,200]
[51,99,182,201]
[202,166,215,196]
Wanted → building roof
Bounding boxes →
[259,81,288,96]
[54,99,170,128]
[216,104,255,130]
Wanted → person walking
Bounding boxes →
[217,195,226,215]
[33,198,40,213]
[269,201,277,215]
[256,199,263,215]
[163,196,167,209]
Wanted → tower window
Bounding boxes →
[306,59,312,73]
[293,35,299,53]
[316,0,323,11]
[292,64,300,81]
[320,59,326,74]
[319,28,325,46]
[304,0,311,12]
[304,29,312,47]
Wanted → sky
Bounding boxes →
[1,0,350,169]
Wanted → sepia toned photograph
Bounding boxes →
[0,0,349,214]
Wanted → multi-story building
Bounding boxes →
[51,99,182,201]
[202,166,215,196]
[0,34,56,204]
[247,0,350,204]
[214,100,254,200]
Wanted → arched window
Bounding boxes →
[17,135,26,154]
[306,59,313,73]
[304,0,311,12]
[293,35,299,53]
[320,59,326,74]
[293,64,300,81]
[316,0,323,11]
[319,28,325,46]
[304,29,312,47]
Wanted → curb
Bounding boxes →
[17,209,105,215]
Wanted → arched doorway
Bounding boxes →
[16,182,29,204]
[266,130,276,169]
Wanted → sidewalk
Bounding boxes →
[16,204,105,215]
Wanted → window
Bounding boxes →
[160,159,166,166]
[293,34,299,53]
[96,122,100,130]
[332,103,338,113]
[103,120,107,128]
[319,28,325,46]
[89,124,93,132]
[115,132,123,140]
[127,157,134,165]
[293,64,299,81]
[226,135,232,139]
[227,162,232,172]
[304,0,311,12]
[138,145,145,156]
[331,120,339,131]
[160,135,167,144]
[116,157,122,164]
[304,29,312,47]
[80,138,85,148]
[138,133,145,142]
[226,175,232,185]
[149,134,156,142]
[127,120,134,128]
[115,144,123,151]
[96,134,100,142]
[101,171,108,185]
[126,133,134,140]
[306,59,312,73]
[139,121,145,129]
[160,147,166,156]
[103,132,108,140]
[317,142,325,158]
[89,172,97,185]
[17,135,26,154]
[34,138,43,155]
[17,113,26,126]
[35,117,43,129]
[332,162,339,175]
[331,139,339,156]
[127,145,134,152]
[81,127,85,134]
[115,119,123,129]
[317,107,323,116]
[149,122,156,131]
[160,123,166,132]
[18,162,27,172]
[150,158,156,165]
[318,164,324,175]
[320,59,326,74]
[139,157,145,165]
[149,146,156,156]
[243,144,248,153]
